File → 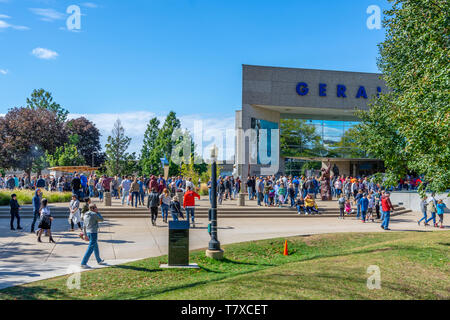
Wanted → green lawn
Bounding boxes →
[1,231,449,300]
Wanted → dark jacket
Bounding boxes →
[10,198,20,213]
[32,190,41,211]
[71,177,81,191]
[36,178,46,188]
[147,192,160,208]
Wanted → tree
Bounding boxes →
[156,111,182,176]
[140,117,161,175]
[26,89,69,123]
[104,119,132,176]
[0,107,67,176]
[46,143,85,167]
[355,0,449,192]
[280,119,326,157]
[66,117,104,166]
[329,127,370,158]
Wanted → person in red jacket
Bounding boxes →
[381,192,394,230]
[183,186,200,228]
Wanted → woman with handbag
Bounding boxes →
[37,198,55,243]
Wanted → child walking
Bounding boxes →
[436,200,446,229]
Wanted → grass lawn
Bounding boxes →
[1,231,449,300]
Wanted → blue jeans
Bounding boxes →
[89,185,94,197]
[257,192,263,205]
[381,211,391,229]
[361,210,367,221]
[264,194,269,205]
[356,204,361,218]
[290,196,295,207]
[247,187,252,200]
[98,190,104,201]
[139,191,145,205]
[380,209,385,221]
[81,233,101,265]
[296,205,305,214]
[122,190,130,205]
[171,213,179,221]
[131,191,139,207]
[425,212,436,225]
[31,209,40,231]
[418,210,427,224]
[161,203,169,221]
[185,207,195,223]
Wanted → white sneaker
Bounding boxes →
[80,265,91,269]
[98,260,107,265]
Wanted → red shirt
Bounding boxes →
[381,196,394,212]
[183,190,200,207]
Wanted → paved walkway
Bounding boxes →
[0,200,446,290]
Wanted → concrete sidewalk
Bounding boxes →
[0,210,447,290]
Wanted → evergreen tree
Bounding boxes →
[140,117,161,175]
[105,119,132,176]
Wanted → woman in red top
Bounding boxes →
[183,186,200,228]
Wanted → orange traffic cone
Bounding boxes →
[283,240,289,256]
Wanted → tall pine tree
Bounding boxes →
[105,119,132,176]
[140,117,161,175]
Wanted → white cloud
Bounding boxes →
[31,47,59,59]
[0,14,11,19]
[0,69,8,75]
[68,111,236,160]
[81,2,98,8]
[29,8,65,22]
[0,19,29,30]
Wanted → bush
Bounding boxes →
[198,183,209,196]
[0,189,72,206]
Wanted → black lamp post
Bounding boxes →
[206,145,223,259]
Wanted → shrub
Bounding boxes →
[0,189,72,206]
[198,183,209,196]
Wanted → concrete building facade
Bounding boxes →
[236,65,387,178]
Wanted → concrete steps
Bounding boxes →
[0,205,412,219]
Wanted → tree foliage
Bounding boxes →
[46,143,85,167]
[355,0,449,192]
[26,89,69,123]
[280,119,326,157]
[66,117,104,166]
[105,119,133,176]
[329,127,369,158]
[0,107,67,175]
[140,117,161,175]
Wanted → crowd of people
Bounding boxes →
[5,169,447,268]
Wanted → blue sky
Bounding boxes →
[0,0,389,154]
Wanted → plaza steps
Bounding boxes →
[0,205,412,219]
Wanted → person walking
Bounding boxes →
[183,186,200,228]
[130,178,140,208]
[9,194,22,231]
[417,196,428,226]
[147,187,160,226]
[37,199,55,243]
[121,176,132,206]
[436,199,446,229]
[68,194,82,231]
[381,192,394,230]
[338,194,346,219]
[81,204,106,269]
[425,195,438,227]
[169,196,182,221]
[355,190,363,219]
[159,188,171,223]
[358,193,369,223]
[30,189,42,233]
